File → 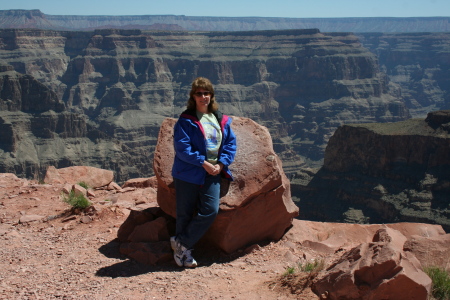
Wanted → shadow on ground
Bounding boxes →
[95,238,261,278]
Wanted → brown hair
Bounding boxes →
[187,77,219,113]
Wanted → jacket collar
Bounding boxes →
[181,109,223,123]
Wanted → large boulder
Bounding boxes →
[312,227,432,300]
[153,116,299,253]
[44,166,114,188]
[117,207,175,265]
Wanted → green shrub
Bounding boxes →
[277,259,326,295]
[299,259,325,273]
[62,190,91,209]
[283,266,296,276]
[282,259,325,278]
[424,267,450,300]
[77,181,89,189]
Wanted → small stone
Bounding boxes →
[62,215,77,223]
[80,216,92,224]
[73,184,87,197]
[19,215,45,223]
[107,182,122,191]
[87,189,96,197]
[62,184,72,194]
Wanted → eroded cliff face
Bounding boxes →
[358,32,450,118]
[292,110,450,231]
[0,28,407,180]
[0,67,139,181]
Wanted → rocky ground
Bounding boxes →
[0,173,322,299]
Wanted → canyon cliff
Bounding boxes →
[0,28,408,180]
[292,110,450,231]
[358,32,450,118]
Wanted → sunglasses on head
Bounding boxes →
[194,91,211,97]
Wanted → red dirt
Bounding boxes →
[0,174,321,299]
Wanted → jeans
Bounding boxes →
[174,174,221,249]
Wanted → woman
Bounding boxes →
[171,77,237,267]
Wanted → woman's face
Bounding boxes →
[193,88,211,112]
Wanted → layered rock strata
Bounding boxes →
[292,110,450,231]
[0,28,407,179]
[358,32,450,118]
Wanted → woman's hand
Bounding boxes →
[203,161,223,175]
[216,163,224,174]
[203,161,217,175]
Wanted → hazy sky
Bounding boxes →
[2,0,449,18]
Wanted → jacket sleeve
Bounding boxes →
[218,119,237,167]
[173,119,206,166]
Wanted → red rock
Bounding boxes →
[117,207,172,242]
[120,187,135,193]
[117,207,176,265]
[44,166,114,188]
[404,234,450,271]
[285,220,445,253]
[72,184,87,197]
[119,241,172,265]
[87,189,96,197]
[107,182,122,191]
[122,177,158,189]
[128,217,170,243]
[80,216,92,224]
[153,117,299,253]
[0,173,19,180]
[62,184,72,194]
[107,187,157,209]
[62,215,77,222]
[312,228,432,300]
[19,214,45,223]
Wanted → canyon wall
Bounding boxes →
[358,32,450,118]
[0,28,407,180]
[292,110,450,231]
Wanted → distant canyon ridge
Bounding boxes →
[0,9,449,32]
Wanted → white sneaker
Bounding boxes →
[170,236,177,251]
[173,238,198,268]
[182,249,198,268]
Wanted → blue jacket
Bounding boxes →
[172,109,237,185]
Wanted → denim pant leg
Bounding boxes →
[175,175,220,249]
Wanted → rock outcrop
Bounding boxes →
[312,227,432,300]
[292,110,450,231]
[285,220,449,299]
[44,165,114,188]
[153,116,299,253]
[403,234,450,271]
[118,207,175,265]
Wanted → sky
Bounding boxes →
[1,0,449,18]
